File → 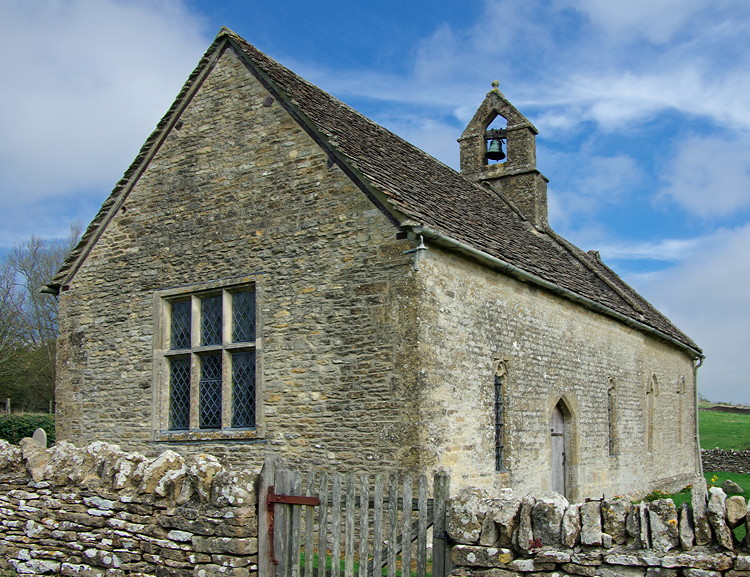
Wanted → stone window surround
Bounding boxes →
[151,275,263,443]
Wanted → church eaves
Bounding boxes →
[48,28,701,358]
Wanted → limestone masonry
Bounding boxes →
[49,28,703,500]
[0,439,258,577]
[1,439,748,577]
[701,450,750,475]
[447,482,750,577]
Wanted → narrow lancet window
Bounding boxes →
[646,375,657,453]
[607,379,616,455]
[494,360,508,471]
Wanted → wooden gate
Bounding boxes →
[258,455,451,577]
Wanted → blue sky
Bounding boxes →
[1,0,749,403]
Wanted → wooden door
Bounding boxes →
[551,405,566,495]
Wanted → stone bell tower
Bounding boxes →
[458,81,549,228]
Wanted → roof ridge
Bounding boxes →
[545,229,647,316]
[47,28,700,356]
[226,34,473,193]
[584,247,700,350]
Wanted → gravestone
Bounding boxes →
[32,427,47,448]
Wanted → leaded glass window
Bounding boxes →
[232,290,256,343]
[169,357,190,430]
[199,354,222,429]
[232,351,256,427]
[162,284,257,433]
[201,295,222,346]
[170,300,191,350]
[494,373,505,471]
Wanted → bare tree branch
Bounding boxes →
[0,224,81,411]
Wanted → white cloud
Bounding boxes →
[0,0,208,243]
[598,236,706,262]
[302,0,750,143]
[547,153,643,230]
[660,135,750,218]
[634,224,750,404]
[564,0,716,44]
[557,65,750,133]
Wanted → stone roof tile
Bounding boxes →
[227,33,699,354]
[50,29,700,356]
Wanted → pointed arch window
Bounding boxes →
[677,376,686,443]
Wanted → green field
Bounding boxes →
[699,409,750,450]
[640,406,750,539]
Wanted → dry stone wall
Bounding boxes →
[447,483,750,577]
[702,450,750,474]
[0,439,258,577]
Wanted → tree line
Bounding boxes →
[0,226,80,413]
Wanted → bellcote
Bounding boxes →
[459,82,549,228]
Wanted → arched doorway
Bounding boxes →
[551,403,566,495]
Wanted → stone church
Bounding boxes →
[48,28,703,500]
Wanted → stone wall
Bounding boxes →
[447,482,750,577]
[0,439,258,577]
[54,35,700,499]
[704,406,750,415]
[55,44,421,473]
[416,245,699,500]
[703,449,750,474]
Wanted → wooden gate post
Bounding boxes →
[258,453,283,577]
[432,473,452,577]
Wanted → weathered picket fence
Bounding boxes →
[258,456,451,577]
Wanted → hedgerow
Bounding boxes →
[0,414,55,446]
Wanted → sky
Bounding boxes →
[1,0,748,403]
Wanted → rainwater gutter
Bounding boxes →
[405,222,705,362]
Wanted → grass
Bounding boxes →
[639,470,750,541]
[706,471,750,541]
[699,409,750,450]
[704,470,750,500]
[299,551,431,577]
[640,484,693,508]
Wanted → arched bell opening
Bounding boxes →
[484,115,508,165]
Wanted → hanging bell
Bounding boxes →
[485,138,506,161]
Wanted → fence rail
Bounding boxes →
[258,456,450,577]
